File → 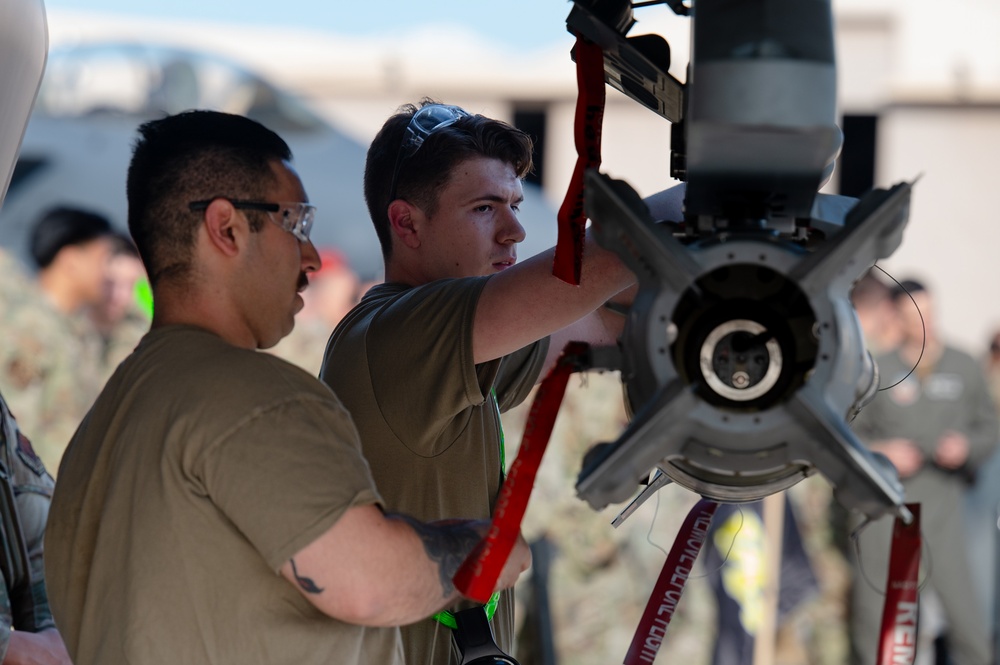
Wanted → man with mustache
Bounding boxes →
[43,110,530,665]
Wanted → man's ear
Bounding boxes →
[387,199,422,250]
[201,199,245,257]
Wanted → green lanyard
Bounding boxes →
[494,387,506,485]
[432,389,505,628]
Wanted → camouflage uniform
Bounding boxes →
[784,476,852,665]
[0,281,105,474]
[97,302,150,384]
[0,249,32,312]
[0,392,57,661]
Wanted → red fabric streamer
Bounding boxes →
[553,35,606,286]
[452,342,590,603]
[624,498,719,665]
[876,504,922,665]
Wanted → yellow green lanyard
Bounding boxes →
[432,389,504,628]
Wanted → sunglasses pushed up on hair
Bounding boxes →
[387,104,471,202]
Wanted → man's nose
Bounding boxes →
[500,207,526,244]
[301,240,321,273]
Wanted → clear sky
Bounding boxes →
[46,0,576,50]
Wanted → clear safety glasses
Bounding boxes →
[387,103,471,201]
[188,198,316,243]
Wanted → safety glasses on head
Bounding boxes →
[388,103,471,202]
[188,198,316,243]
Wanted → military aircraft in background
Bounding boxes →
[0,42,557,280]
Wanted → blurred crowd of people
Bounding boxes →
[850,274,998,665]
[1,207,142,473]
[2,203,999,665]
[0,205,365,475]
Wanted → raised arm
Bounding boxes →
[279,504,530,627]
[473,229,635,366]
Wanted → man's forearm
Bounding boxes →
[280,505,499,627]
[388,514,482,602]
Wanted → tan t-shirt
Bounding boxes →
[45,325,402,665]
[321,278,548,664]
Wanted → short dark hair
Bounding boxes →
[364,99,534,260]
[29,206,113,269]
[891,278,927,303]
[126,110,292,287]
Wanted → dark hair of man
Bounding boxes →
[891,278,926,303]
[364,99,534,260]
[126,110,292,287]
[29,206,113,270]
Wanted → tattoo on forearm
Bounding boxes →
[393,515,481,599]
[290,557,325,594]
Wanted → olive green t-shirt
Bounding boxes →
[45,325,402,665]
[321,278,549,665]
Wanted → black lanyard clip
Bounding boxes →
[452,606,520,665]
